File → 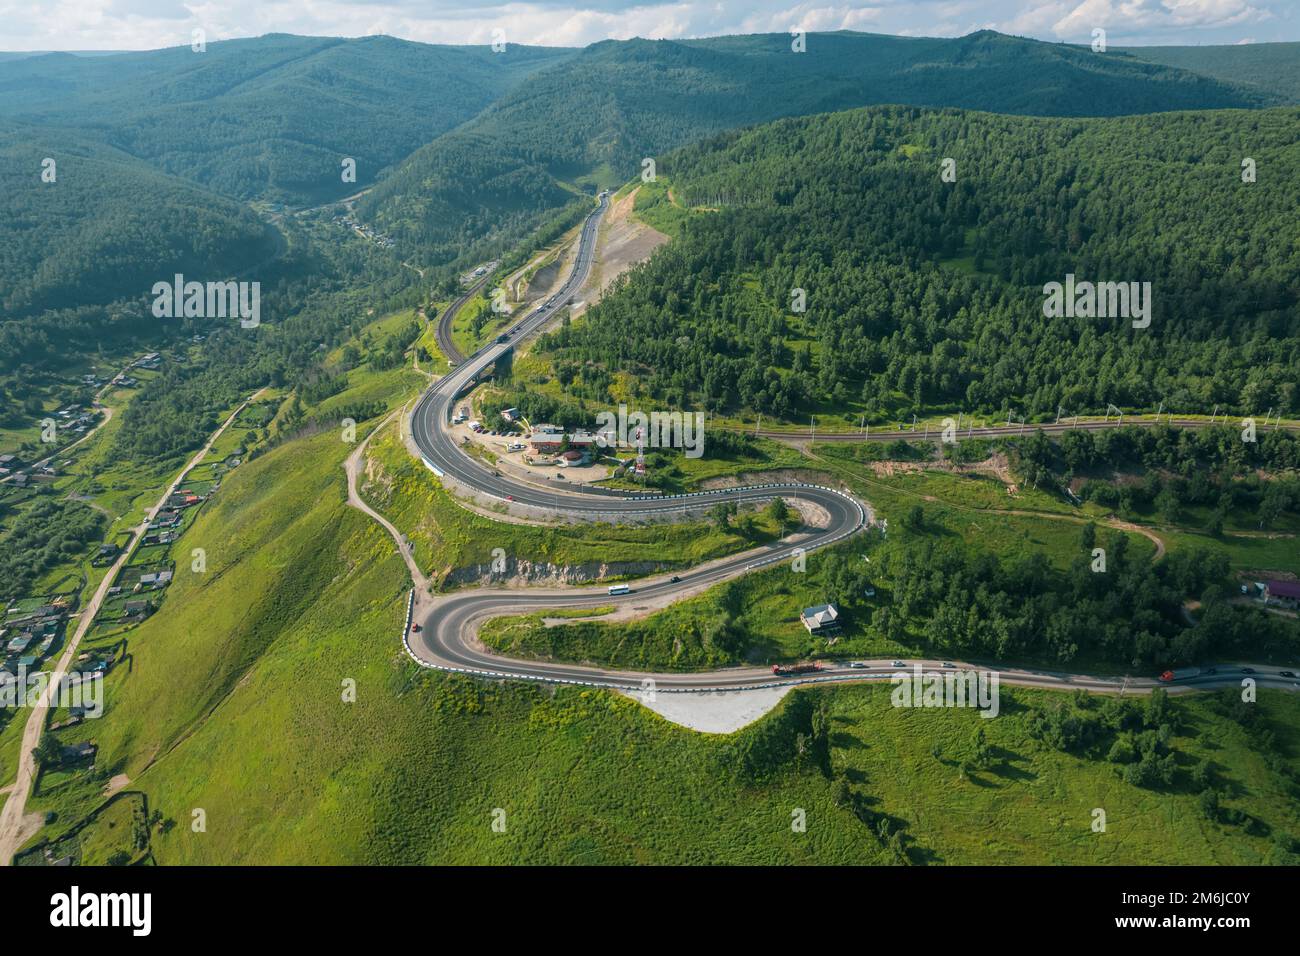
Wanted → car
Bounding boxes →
[1202,666,1218,675]
[1280,670,1296,678]
[555,473,565,480]
[891,660,905,668]
[410,623,421,633]
[669,575,680,583]
[847,662,867,669]
[1241,667,1256,674]
[505,495,514,502]
[942,661,956,668]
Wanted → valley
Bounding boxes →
[0,25,1297,881]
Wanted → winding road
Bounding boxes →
[384,191,1300,699]
[434,269,495,365]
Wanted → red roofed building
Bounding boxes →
[1263,579,1300,609]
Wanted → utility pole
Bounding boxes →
[1211,403,1218,423]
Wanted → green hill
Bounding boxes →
[1119,41,1300,105]
[360,29,1273,269]
[0,121,276,321]
[0,34,576,204]
[21,323,1300,865]
[536,104,1299,424]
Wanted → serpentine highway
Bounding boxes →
[403,192,1299,698]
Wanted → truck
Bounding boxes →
[1158,667,1201,682]
[772,662,822,676]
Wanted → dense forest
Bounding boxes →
[106,218,420,465]
[0,35,572,205]
[538,105,1299,422]
[361,29,1271,270]
[0,125,276,321]
[871,526,1294,670]
[0,498,104,600]
[1120,40,1300,104]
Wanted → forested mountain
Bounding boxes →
[1120,41,1300,105]
[0,122,276,323]
[360,29,1274,269]
[537,105,1299,423]
[0,33,572,372]
[0,34,575,204]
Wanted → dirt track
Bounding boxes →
[0,388,266,865]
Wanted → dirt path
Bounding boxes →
[0,387,265,865]
[802,446,1168,563]
[0,354,136,484]
[345,405,431,598]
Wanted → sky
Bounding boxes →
[0,0,1295,53]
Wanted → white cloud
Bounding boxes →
[0,0,1291,51]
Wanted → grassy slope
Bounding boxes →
[19,309,1299,865]
[824,684,1300,865]
[359,419,783,586]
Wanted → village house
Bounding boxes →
[1263,579,1300,610]
[800,603,841,636]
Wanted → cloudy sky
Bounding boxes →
[1,0,1295,52]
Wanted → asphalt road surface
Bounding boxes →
[434,270,494,366]
[403,191,1299,697]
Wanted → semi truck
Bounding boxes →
[772,662,822,676]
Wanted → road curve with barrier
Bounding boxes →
[400,192,1300,697]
